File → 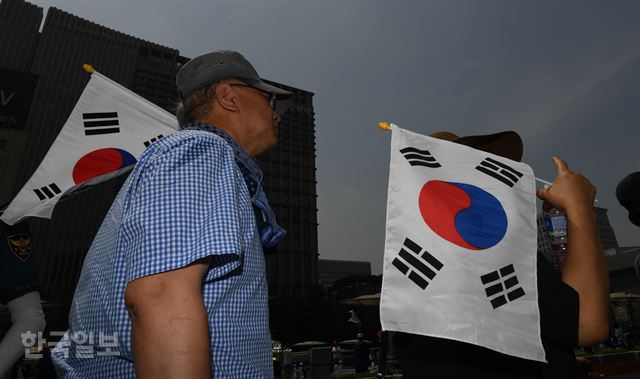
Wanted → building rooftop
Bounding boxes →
[606,247,640,272]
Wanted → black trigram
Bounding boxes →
[392,238,444,290]
[143,134,164,148]
[475,157,523,187]
[399,147,441,168]
[33,183,61,201]
[82,112,120,136]
[480,264,525,309]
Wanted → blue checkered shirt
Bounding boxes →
[52,129,273,378]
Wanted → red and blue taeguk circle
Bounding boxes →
[72,148,137,185]
[418,180,508,250]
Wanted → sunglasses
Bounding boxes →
[230,83,277,111]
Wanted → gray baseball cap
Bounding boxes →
[176,50,293,114]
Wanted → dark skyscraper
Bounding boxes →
[0,0,318,307]
[258,81,319,298]
[594,206,619,251]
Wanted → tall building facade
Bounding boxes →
[0,0,318,304]
[536,216,553,260]
[318,259,372,289]
[0,0,41,204]
[594,206,619,250]
[258,80,319,298]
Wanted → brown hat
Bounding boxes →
[430,131,523,162]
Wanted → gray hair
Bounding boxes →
[175,83,218,128]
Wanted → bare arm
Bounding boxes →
[537,156,609,347]
[0,291,46,376]
[124,257,212,379]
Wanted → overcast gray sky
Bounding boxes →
[37,0,640,274]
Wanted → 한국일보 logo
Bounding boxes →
[418,180,508,250]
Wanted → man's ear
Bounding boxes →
[214,82,238,112]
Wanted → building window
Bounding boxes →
[0,139,6,165]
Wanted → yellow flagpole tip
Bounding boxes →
[82,64,95,74]
[378,121,393,131]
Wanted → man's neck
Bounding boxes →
[196,117,256,157]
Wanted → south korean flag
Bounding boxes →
[380,125,544,362]
[1,71,179,225]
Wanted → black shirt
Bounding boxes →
[392,253,579,379]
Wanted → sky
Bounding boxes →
[34,0,640,274]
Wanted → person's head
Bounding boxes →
[175,50,293,156]
[616,171,640,227]
[430,130,523,162]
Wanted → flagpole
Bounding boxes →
[535,177,553,187]
[378,122,395,131]
[377,121,569,192]
[531,174,598,203]
[83,64,95,74]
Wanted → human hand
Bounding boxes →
[536,156,596,216]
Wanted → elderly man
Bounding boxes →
[53,50,292,378]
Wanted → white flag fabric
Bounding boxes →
[1,71,179,225]
[380,125,544,362]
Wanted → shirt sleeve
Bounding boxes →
[121,133,245,284]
